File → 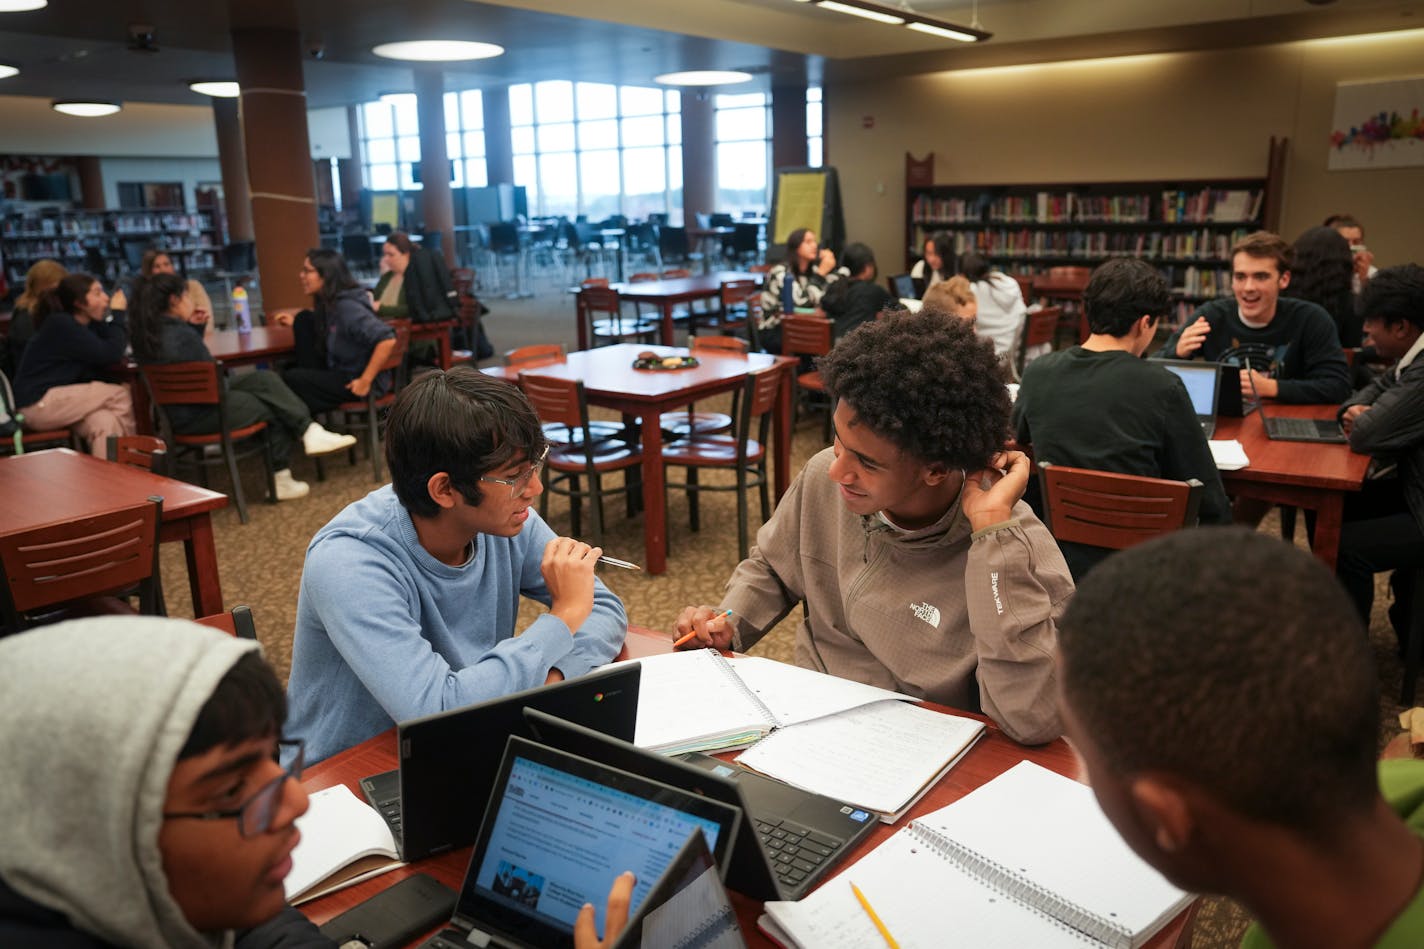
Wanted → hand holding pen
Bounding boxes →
[672,606,736,651]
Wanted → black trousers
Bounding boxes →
[283,308,358,414]
[1337,478,1424,644]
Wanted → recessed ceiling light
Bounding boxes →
[906,21,978,42]
[0,0,47,11]
[51,100,121,117]
[817,1,904,25]
[0,64,18,79]
[189,80,239,98]
[654,70,754,87]
[371,40,504,62]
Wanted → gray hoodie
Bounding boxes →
[0,617,258,949]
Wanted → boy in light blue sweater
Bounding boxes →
[285,368,627,764]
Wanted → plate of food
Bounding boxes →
[632,351,699,371]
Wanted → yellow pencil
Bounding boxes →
[850,881,900,949]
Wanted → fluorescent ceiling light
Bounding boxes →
[0,0,47,11]
[817,1,904,25]
[189,80,239,98]
[52,100,121,117]
[371,40,504,62]
[0,64,18,79]
[906,21,977,42]
[654,70,753,87]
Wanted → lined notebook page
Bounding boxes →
[916,761,1189,944]
[727,656,910,726]
[640,862,743,949]
[623,650,770,752]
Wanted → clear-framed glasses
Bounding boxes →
[162,738,305,838]
[480,445,549,498]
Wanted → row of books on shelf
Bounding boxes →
[2,211,213,238]
[1162,187,1263,224]
[2,238,94,259]
[942,227,1253,261]
[912,187,1263,225]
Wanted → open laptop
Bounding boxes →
[524,706,878,902]
[1158,359,1221,436]
[888,273,918,301]
[360,664,640,862]
[419,736,741,949]
[1247,370,1347,444]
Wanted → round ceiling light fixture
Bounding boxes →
[0,64,18,79]
[189,80,239,98]
[371,40,504,62]
[51,100,121,117]
[0,0,47,11]
[653,70,754,86]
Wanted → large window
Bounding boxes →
[807,87,823,168]
[509,80,682,220]
[358,89,486,192]
[446,89,487,189]
[714,92,770,216]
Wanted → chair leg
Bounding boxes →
[735,468,750,561]
[687,467,700,533]
[758,467,771,523]
[1402,567,1424,706]
[1280,505,1298,541]
[589,473,605,547]
[262,429,277,505]
[568,476,583,537]
[221,437,250,525]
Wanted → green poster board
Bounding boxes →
[770,167,845,253]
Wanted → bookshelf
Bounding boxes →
[1,208,220,291]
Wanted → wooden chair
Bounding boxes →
[450,284,486,366]
[662,367,782,560]
[1037,462,1203,568]
[717,278,761,339]
[519,373,643,546]
[0,427,76,456]
[140,360,275,525]
[781,314,835,442]
[1010,305,1062,382]
[195,603,257,640]
[504,344,629,449]
[748,263,773,275]
[106,434,170,476]
[660,335,749,441]
[0,496,164,632]
[576,284,656,350]
[1033,267,1091,346]
[323,319,411,482]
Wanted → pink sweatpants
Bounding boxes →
[20,382,136,457]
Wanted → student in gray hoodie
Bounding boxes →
[0,617,332,949]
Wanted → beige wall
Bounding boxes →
[826,29,1424,274]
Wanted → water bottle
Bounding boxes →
[232,285,251,334]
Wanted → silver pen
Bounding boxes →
[596,555,642,571]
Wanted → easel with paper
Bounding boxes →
[770,167,845,255]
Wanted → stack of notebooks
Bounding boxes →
[759,761,1193,949]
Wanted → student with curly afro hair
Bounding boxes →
[673,309,1072,744]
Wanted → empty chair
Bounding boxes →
[322,319,412,482]
[718,278,762,340]
[1010,305,1062,381]
[577,284,656,350]
[504,344,628,450]
[780,314,834,441]
[106,434,170,476]
[660,335,750,441]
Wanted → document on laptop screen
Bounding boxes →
[472,755,727,936]
[1163,364,1217,417]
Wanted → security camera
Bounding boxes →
[307,37,325,60]
[127,22,158,53]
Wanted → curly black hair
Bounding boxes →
[817,308,1009,469]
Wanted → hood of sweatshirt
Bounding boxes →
[0,617,259,949]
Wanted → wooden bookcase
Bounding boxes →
[1,208,220,291]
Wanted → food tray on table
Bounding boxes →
[632,351,699,371]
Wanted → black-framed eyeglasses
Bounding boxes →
[162,739,305,838]
[479,445,550,498]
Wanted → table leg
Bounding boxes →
[773,366,793,500]
[1311,495,1345,571]
[661,301,677,347]
[436,329,453,371]
[171,515,224,616]
[577,295,590,351]
[640,413,668,574]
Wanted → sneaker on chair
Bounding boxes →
[274,468,310,501]
[301,421,358,456]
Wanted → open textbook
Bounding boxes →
[284,784,404,904]
[760,761,1193,949]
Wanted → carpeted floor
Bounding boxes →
[150,286,1409,949]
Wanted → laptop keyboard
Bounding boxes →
[1270,417,1337,439]
[372,790,403,832]
[756,816,844,890]
[418,928,467,949]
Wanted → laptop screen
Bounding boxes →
[890,273,916,299]
[456,737,740,946]
[1160,361,1220,418]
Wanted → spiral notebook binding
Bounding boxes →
[707,648,779,732]
[907,823,1132,949]
[673,906,740,949]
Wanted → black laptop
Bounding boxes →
[360,664,640,862]
[1247,371,1347,444]
[1158,359,1222,437]
[888,273,918,300]
[418,736,741,949]
[524,706,878,901]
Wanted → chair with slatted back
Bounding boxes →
[660,335,750,442]
[518,373,643,546]
[106,434,170,476]
[504,344,628,450]
[1037,462,1204,581]
[323,319,411,482]
[0,496,164,632]
[663,367,782,560]
[575,284,656,351]
[194,603,257,640]
[715,278,761,340]
[1009,305,1062,382]
[450,285,486,366]
[781,314,834,442]
[141,361,274,524]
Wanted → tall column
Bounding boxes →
[75,157,104,209]
[212,97,254,242]
[770,84,808,171]
[231,27,320,311]
[680,92,715,225]
[483,86,514,187]
[338,105,363,214]
[414,69,456,268]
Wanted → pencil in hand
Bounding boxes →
[672,609,734,648]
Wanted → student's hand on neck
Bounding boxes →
[962,451,1030,532]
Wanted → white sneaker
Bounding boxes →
[301,421,357,456]
[274,468,310,501]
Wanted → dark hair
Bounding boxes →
[1323,213,1364,237]
[1059,527,1378,830]
[821,242,876,313]
[1083,258,1170,337]
[305,247,361,311]
[1283,226,1355,339]
[384,231,415,255]
[1232,231,1293,275]
[958,251,992,282]
[782,228,814,276]
[33,272,100,328]
[923,231,954,281]
[818,309,1008,469]
[140,247,172,276]
[177,651,286,760]
[1360,264,1424,332]
[129,272,189,363]
[385,367,547,518]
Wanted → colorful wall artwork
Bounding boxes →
[1329,76,1424,171]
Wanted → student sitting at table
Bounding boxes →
[1012,258,1231,580]
[0,617,331,947]
[960,252,1028,363]
[284,366,627,765]
[1,258,65,379]
[758,228,841,353]
[675,310,1070,745]
[909,230,954,296]
[1337,264,1424,654]
[922,274,978,324]
[1156,230,1351,405]
[111,247,214,341]
[10,272,135,456]
[274,248,397,414]
[130,272,357,501]
[1058,527,1424,949]
[819,242,894,340]
[373,231,457,367]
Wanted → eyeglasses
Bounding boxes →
[162,739,305,838]
[479,445,549,498]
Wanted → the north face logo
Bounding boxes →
[910,601,941,627]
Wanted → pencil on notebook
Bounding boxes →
[850,881,900,949]
[672,609,733,648]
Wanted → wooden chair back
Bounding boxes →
[1037,463,1203,552]
[745,366,784,420]
[629,272,660,283]
[379,319,412,374]
[1011,274,1034,305]
[748,263,772,274]
[580,285,621,317]
[519,373,586,430]
[661,268,692,279]
[195,604,257,640]
[781,315,833,358]
[720,279,759,307]
[141,361,223,406]
[690,335,749,355]
[504,343,568,368]
[451,267,476,296]
[0,496,163,626]
[106,435,170,476]
[580,277,610,289]
[1023,306,1062,350]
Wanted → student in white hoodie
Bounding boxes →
[960,251,1028,361]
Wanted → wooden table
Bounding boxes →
[484,343,795,575]
[297,627,1193,947]
[1215,403,1370,569]
[207,325,296,366]
[0,448,229,616]
[601,271,762,347]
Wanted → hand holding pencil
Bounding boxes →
[672,605,736,651]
